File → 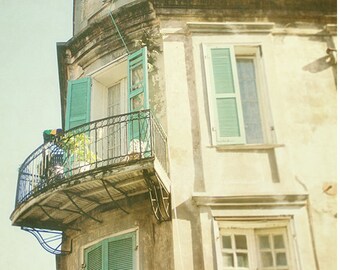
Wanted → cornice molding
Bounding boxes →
[187,22,275,34]
[325,24,337,35]
[192,193,308,209]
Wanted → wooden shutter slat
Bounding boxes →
[65,77,91,130]
[210,47,245,144]
[108,232,135,270]
[86,245,103,270]
[211,48,235,94]
[216,98,241,138]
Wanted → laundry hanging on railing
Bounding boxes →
[43,129,63,143]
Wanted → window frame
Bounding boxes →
[255,227,292,270]
[215,220,296,270]
[203,43,272,146]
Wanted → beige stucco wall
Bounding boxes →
[160,19,336,270]
[272,28,337,270]
[58,2,336,267]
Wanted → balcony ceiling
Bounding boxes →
[11,159,162,231]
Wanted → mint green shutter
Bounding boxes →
[86,244,103,270]
[210,48,245,144]
[85,232,136,270]
[127,47,150,154]
[127,47,149,113]
[108,233,135,270]
[65,77,91,130]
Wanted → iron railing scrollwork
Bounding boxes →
[15,110,168,207]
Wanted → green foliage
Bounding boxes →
[61,133,96,163]
[134,28,161,73]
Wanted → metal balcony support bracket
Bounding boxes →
[36,204,81,231]
[39,203,86,216]
[63,191,102,223]
[143,170,171,222]
[39,204,58,222]
[102,179,130,199]
[22,227,72,255]
[101,179,129,214]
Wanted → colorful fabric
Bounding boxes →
[43,129,63,143]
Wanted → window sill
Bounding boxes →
[210,143,285,151]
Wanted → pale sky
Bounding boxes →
[0,1,73,269]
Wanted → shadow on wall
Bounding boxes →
[305,30,337,86]
[302,55,334,73]
[173,199,205,269]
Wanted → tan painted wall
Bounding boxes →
[59,2,336,268]
[160,19,336,270]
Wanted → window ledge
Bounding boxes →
[211,143,284,151]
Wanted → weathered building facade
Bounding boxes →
[11,1,336,270]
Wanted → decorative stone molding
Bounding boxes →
[325,24,337,35]
[192,193,308,208]
[152,0,336,12]
[187,22,275,34]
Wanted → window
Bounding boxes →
[218,225,294,270]
[84,231,137,270]
[65,47,148,131]
[204,44,270,145]
[64,47,150,164]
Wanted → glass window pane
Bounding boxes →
[108,83,121,116]
[222,253,234,267]
[259,235,270,249]
[276,252,288,266]
[222,235,232,249]
[237,253,249,267]
[261,252,273,267]
[235,235,247,249]
[131,64,143,91]
[236,58,263,144]
[131,92,144,111]
[274,235,285,249]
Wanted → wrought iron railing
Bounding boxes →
[15,110,168,207]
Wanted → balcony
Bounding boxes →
[11,110,171,234]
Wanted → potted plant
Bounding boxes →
[61,133,96,174]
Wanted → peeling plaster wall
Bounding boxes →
[73,0,137,34]
[272,28,337,270]
[58,195,173,270]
